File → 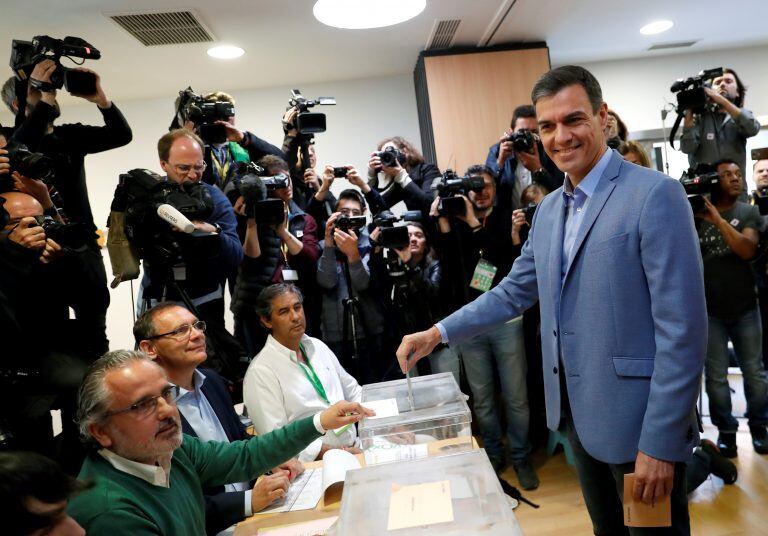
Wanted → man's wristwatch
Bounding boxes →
[212,223,222,234]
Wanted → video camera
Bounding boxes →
[10,35,100,95]
[111,169,218,276]
[505,129,535,153]
[288,89,336,135]
[238,162,289,226]
[670,67,723,114]
[431,170,486,216]
[372,209,421,249]
[680,164,720,213]
[375,146,405,168]
[175,87,234,144]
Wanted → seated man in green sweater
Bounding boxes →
[68,349,372,535]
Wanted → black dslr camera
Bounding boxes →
[670,68,723,114]
[2,141,53,181]
[680,165,720,213]
[372,209,421,249]
[10,35,101,95]
[431,170,486,216]
[175,87,235,144]
[335,215,367,233]
[375,146,405,168]
[288,89,336,135]
[506,129,536,153]
[35,215,90,251]
[238,162,289,226]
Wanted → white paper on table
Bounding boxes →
[256,515,338,535]
[364,442,428,465]
[256,468,324,514]
[320,448,361,501]
[361,398,400,420]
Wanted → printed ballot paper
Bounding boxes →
[623,473,671,528]
[386,480,454,531]
[361,398,400,420]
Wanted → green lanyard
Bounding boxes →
[297,344,330,405]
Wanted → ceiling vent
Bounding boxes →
[107,10,215,46]
[648,40,698,51]
[426,19,461,50]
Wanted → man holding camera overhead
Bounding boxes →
[2,56,132,357]
[680,68,760,188]
[486,104,563,211]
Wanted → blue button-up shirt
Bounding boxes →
[561,148,612,280]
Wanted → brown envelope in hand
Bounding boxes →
[623,473,671,527]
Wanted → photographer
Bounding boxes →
[369,221,450,380]
[367,136,441,214]
[680,69,760,191]
[231,155,321,357]
[2,59,132,355]
[0,191,89,473]
[486,104,563,211]
[306,164,387,231]
[141,129,242,327]
[317,189,386,384]
[697,159,768,458]
[432,164,537,488]
[281,107,317,209]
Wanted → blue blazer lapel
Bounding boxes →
[563,153,623,281]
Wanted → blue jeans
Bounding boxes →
[459,317,530,464]
[705,307,768,431]
[428,345,462,387]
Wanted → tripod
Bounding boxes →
[340,256,364,362]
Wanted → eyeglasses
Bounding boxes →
[339,208,363,217]
[148,320,207,341]
[171,162,207,175]
[103,384,182,420]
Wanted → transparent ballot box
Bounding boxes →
[335,449,522,535]
[358,372,472,461]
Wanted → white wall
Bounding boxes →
[0,73,420,351]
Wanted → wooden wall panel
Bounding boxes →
[423,47,550,174]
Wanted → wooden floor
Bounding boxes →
[503,426,768,535]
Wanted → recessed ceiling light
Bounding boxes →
[313,0,426,30]
[207,45,245,59]
[640,20,674,36]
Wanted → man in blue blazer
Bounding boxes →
[134,302,302,535]
[398,66,706,534]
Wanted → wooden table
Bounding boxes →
[234,437,477,535]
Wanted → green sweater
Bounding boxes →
[68,416,320,535]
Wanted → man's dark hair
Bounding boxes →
[258,154,290,174]
[531,65,604,113]
[335,188,367,212]
[133,301,187,344]
[723,68,746,108]
[255,283,304,320]
[714,158,741,171]
[465,164,495,179]
[510,104,536,130]
[0,451,92,535]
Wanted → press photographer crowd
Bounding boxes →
[1,34,766,535]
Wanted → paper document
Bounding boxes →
[256,468,324,514]
[256,516,338,535]
[362,398,400,420]
[405,369,415,410]
[623,473,671,527]
[320,448,361,502]
[364,443,428,465]
[387,480,454,531]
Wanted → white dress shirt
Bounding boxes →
[243,335,362,462]
[99,449,171,487]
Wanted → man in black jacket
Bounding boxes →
[485,104,563,211]
[134,302,303,535]
[2,60,132,356]
[433,164,538,490]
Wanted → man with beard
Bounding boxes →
[680,68,760,195]
[68,350,371,534]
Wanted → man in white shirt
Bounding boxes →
[134,302,302,534]
[244,283,363,462]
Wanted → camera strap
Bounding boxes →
[668,111,685,149]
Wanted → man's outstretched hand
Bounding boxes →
[396,326,442,373]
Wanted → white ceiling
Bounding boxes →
[2,0,766,105]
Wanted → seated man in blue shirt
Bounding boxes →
[135,302,301,535]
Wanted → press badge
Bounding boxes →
[296,230,304,238]
[707,133,715,141]
[282,269,299,281]
[173,265,187,281]
[470,258,497,292]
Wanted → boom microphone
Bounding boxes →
[157,204,195,233]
